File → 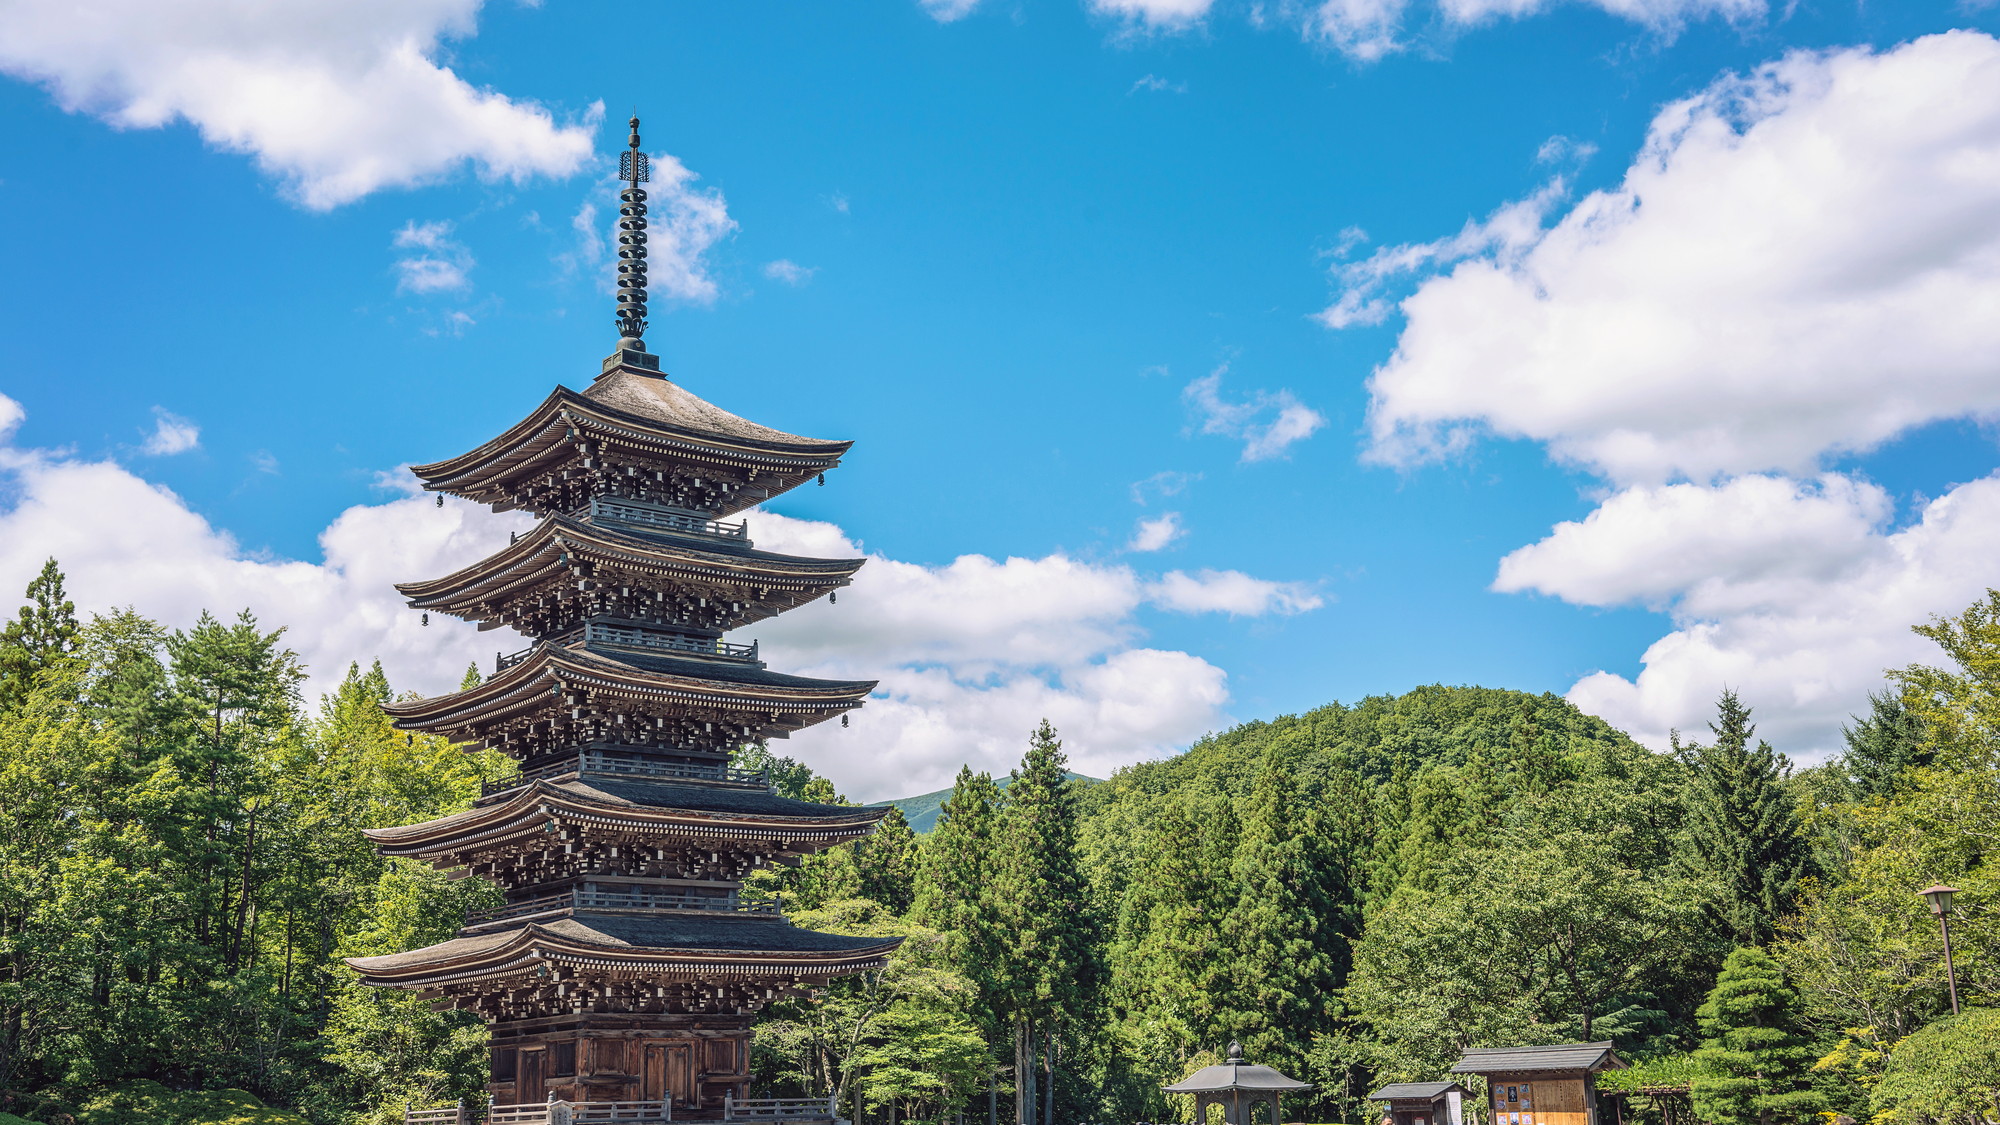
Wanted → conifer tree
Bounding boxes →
[991,721,1098,1125]
[0,558,80,713]
[1691,947,1823,1125]
[1112,786,1238,1061]
[1676,691,1814,945]
[911,767,1007,1125]
[1838,691,1929,801]
[1219,751,1342,1068]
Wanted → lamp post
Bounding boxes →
[1917,884,1961,1015]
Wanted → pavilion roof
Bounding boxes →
[1369,1083,1468,1101]
[1162,1045,1312,1094]
[363,775,889,860]
[396,513,861,630]
[345,910,900,989]
[380,641,873,746]
[1450,1043,1626,1075]
[410,369,849,517]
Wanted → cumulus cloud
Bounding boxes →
[919,0,983,20]
[1341,34,2000,761]
[1146,569,1324,617]
[763,259,816,287]
[392,220,473,294]
[1184,366,1327,462]
[0,0,597,209]
[1523,473,2000,759]
[0,396,1321,801]
[1129,512,1186,552]
[140,408,200,456]
[565,161,735,306]
[1089,0,1216,32]
[1348,33,2000,484]
[1302,0,1760,59]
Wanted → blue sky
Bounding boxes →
[4,0,2000,798]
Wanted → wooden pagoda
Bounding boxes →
[347,115,897,1124]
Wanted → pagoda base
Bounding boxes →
[489,1011,753,1114]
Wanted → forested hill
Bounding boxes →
[889,770,1095,831]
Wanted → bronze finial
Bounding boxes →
[614,114,651,353]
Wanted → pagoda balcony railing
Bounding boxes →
[467,888,782,927]
[586,623,760,662]
[724,1095,838,1122]
[481,750,769,797]
[496,629,759,674]
[592,497,748,542]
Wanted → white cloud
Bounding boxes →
[0,0,597,209]
[0,401,1322,802]
[1129,74,1189,94]
[392,219,472,294]
[1146,569,1324,617]
[1131,470,1201,505]
[1523,473,2000,760]
[1302,0,1410,61]
[1090,0,1216,32]
[1440,0,1762,29]
[565,161,735,306]
[140,408,200,456]
[1184,366,1327,462]
[1348,33,2000,484]
[763,259,817,287]
[919,0,983,21]
[1129,512,1186,552]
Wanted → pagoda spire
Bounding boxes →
[611,113,656,370]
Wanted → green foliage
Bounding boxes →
[0,558,80,714]
[1595,1053,1714,1093]
[76,1081,311,1125]
[1674,691,1815,946]
[1869,1007,2000,1125]
[1690,947,1822,1125]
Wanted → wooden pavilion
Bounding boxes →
[1161,1042,1313,1125]
[1368,1081,1469,1125]
[347,116,894,1125]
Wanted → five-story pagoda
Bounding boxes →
[347,117,898,1123]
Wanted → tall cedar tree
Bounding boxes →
[991,721,1098,1125]
[1218,751,1343,1069]
[1676,691,1813,945]
[909,768,1009,1121]
[1690,947,1823,1125]
[0,558,80,713]
[1838,691,1930,801]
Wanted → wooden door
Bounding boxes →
[642,1043,696,1107]
[518,1048,547,1105]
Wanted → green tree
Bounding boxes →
[1869,1007,2000,1125]
[1217,750,1343,1069]
[1676,691,1815,946]
[990,721,1098,1125]
[0,558,81,713]
[1840,692,1930,802]
[1690,947,1822,1125]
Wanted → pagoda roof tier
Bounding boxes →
[397,514,861,635]
[381,643,874,757]
[411,367,850,518]
[345,911,900,992]
[364,776,889,866]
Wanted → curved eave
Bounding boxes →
[381,644,875,730]
[362,780,891,855]
[410,386,850,503]
[345,920,901,990]
[395,515,863,620]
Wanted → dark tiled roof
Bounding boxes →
[1162,1064,1312,1093]
[1370,1083,1466,1101]
[557,777,890,821]
[1450,1043,1624,1075]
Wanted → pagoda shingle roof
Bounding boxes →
[364,776,889,853]
[381,642,874,737]
[396,514,861,627]
[345,911,900,986]
[410,371,850,517]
